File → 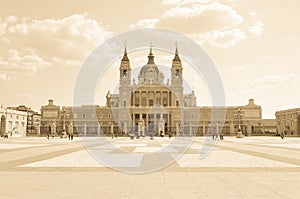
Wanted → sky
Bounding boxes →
[0,0,299,118]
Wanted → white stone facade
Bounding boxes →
[0,107,27,137]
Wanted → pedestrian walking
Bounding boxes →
[220,133,224,140]
[280,132,285,140]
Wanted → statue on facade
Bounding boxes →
[158,115,165,137]
[138,115,145,138]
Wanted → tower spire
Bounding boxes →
[173,41,181,61]
[122,40,129,61]
[147,42,155,64]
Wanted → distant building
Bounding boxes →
[261,119,277,135]
[40,99,60,136]
[8,105,41,136]
[40,46,269,137]
[0,106,27,137]
[276,108,300,136]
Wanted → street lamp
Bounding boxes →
[61,108,69,138]
[234,108,244,138]
[61,108,66,132]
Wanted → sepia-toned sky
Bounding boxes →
[0,0,299,118]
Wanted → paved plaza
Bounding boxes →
[0,136,300,198]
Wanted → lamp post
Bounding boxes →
[234,108,244,138]
[61,108,69,138]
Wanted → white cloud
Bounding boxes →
[190,28,247,48]
[6,15,18,24]
[0,14,111,79]
[207,28,247,48]
[130,2,243,34]
[0,73,11,80]
[130,1,263,48]
[162,0,215,5]
[0,21,8,37]
[248,21,264,36]
[241,74,297,89]
[52,57,81,67]
[0,50,51,78]
[158,2,244,33]
[129,18,158,29]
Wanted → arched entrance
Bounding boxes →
[1,115,6,136]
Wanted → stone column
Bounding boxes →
[37,124,40,136]
[167,92,169,106]
[139,91,142,107]
[169,92,172,106]
[111,123,114,136]
[176,122,179,136]
[97,123,101,136]
[123,122,127,135]
[84,122,87,136]
[247,123,252,136]
[230,120,235,135]
[146,91,149,107]
[133,114,135,133]
[203,122,206,136]
[52,122,56,137]
[133,92,135,106]
[154,114,157,134]
[145,114,148,129]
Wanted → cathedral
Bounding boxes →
[103,45,199,136]
[40,45,275,137]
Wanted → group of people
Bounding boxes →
[212,132,224,140]
[0,134,9,139]
[46,132,74,140]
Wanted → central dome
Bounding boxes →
[139,63,159,76]
[138,46,164,85]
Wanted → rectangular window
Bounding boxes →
[156,98,160,105]
[149,99,153,106]
[163,100,167,106]
[135,99,139,106]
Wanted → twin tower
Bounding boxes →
[117,44,186,107]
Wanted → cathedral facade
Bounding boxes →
[106,46,199,136]
[40,46,275,137]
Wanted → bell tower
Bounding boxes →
[119,43,131,110]
[170,44,183,107]
[119,44,131,85]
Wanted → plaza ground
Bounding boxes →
[0,136,300,198]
